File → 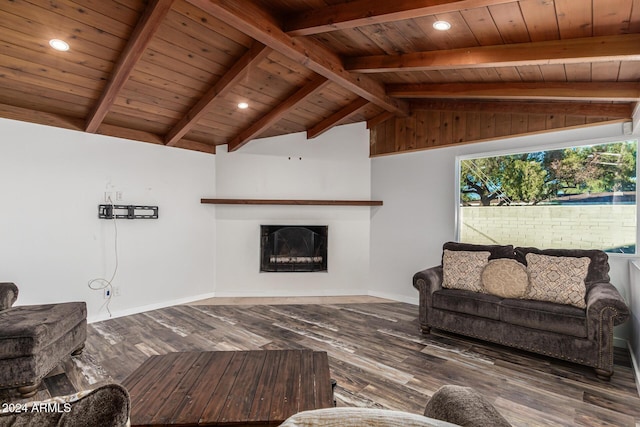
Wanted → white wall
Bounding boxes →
[369,122,635,345]
[2,115,635,336]
[0,118,216,322]
[213,123,372,296]
[629,262,640,392]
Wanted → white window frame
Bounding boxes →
[455,136,638,257]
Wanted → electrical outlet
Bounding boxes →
[104,288,111,299]
[104,191,114,203]
[113,286,121,297]
[115,191,123,201]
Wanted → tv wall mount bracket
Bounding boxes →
[98,204,159,220]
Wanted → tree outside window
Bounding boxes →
[458,140,637,254]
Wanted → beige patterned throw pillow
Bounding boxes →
[525,253,590,308]
[442,250,490,293]
[481,259,528,298]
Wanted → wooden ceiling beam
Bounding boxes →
[186,0,409,116]
[0,103,85,132]
[346,34,640,72]
[99,124,216,154]
[165,43,271,147]
[307,98,369,139]
[410,100,635,117]
[284,0,518,36]
[0,102,215,154]
[387,82,640,101]
[227,75,330,151]
[85,0,174,133]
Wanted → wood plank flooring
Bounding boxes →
[3,300,639,426]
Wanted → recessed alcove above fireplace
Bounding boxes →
[260,225,328,272]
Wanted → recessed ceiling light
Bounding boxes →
[433,21,451,31]
[238,102,249,109]
[49,39,70,51]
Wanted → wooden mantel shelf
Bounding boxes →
[201,198,383,206]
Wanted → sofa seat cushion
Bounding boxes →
[433,289,501,320]
[500,298,587,338]
[0,302,87,358]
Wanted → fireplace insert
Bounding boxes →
[260,225,328,272]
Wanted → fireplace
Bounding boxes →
[260,225,328,272]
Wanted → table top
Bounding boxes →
[122,349,334,426]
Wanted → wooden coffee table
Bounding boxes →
[122,349,334,426]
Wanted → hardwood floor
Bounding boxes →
[4,299,639,426]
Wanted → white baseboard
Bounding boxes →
[628,341,640,398]
[211,290,367,298]
[87,290,415,323]
[614,336,629,348]
[367,290,418,305]
[87,292,217,323]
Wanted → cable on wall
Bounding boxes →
[88,195,119,317]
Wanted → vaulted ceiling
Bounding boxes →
[1,0,638,155]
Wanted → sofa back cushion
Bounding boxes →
[442,242,514,262]
[515,247,610,291]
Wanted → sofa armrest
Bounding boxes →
[585,282,630,377]
[413,266,443,294]
[586,282,630,327]
[0,282,18,311]
[413,266,442,331]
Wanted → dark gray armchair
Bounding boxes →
[0,383,130,427]
[424,385,511,427]
[0,282,87,397]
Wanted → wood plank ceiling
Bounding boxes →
[0,0,638,155]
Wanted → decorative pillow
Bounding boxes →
[442,250,490,293]
[481,259,528,298]
[515,247,609,290]
[524,253,590,308]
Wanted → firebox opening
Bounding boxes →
[260,225,328,272]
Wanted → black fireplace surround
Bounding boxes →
[260,225,328,272]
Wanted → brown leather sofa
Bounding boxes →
[413,242,630,379]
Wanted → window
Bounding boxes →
[457,140,637,254]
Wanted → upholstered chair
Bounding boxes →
[424,385,512,427]
[0,282,87,397]
[0,383,130,426]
